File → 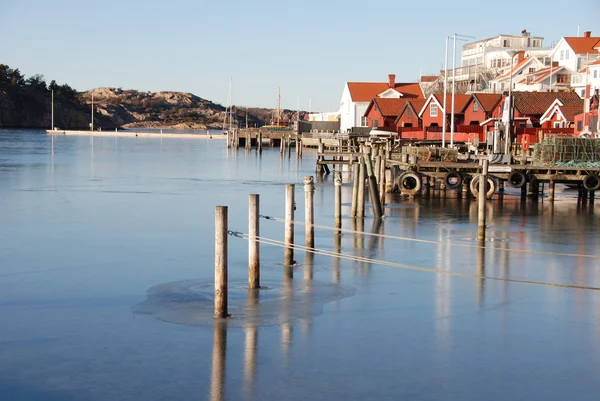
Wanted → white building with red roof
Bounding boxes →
[488,52,546,93]
[551,31,600,73]
[338,74,423,132]
[571,59,600,98]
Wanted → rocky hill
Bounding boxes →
[0,63,307,130]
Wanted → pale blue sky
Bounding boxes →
[1,0,597,110]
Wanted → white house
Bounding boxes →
[488,54,546,93]
[461,31,545,71]
[513,64,572,92]
[571,59,600,98]
[338,74,423,132]
[551,31,600,73]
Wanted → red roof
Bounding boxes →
[371,98,405,117]
[420,75,439,83]
[564,36,600,54]
[432,94,470,113]
[496,57,535,80]
[513,91,582,115]
[559,105,584,121]
[347,82,423,102]
[462,93,502,113]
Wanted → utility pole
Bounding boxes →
[442,36,449,148]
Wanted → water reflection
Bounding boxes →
[210,323,227,401]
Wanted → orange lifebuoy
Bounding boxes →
[522,136,529,151]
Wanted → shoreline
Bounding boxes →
[45,129,228,140]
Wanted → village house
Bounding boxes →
[540,98,584,129]
[571,59,600,98]
[395,99,427,129]
[574,94,599,135]
[552,31,600,73]
[338,74,423,132]
[488,52,546,93]
[363,98,406,131]
[461,93,503,126]
[419,93,471,128]
[503,91,583,128]
[513,63,572,92]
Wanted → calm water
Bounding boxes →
[1,129,600,401]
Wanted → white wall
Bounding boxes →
[552,39,578,72]
[339,84,352,132]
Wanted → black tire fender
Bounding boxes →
[507,170,527,188]
[398,171,422,196]
[443,171,463,190]
[583,174,600,191]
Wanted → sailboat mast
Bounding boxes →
[91,93,94,131]
[51,89,54,130]
[277,87,281,127]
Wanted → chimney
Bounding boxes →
[517,50,525,64]
[584,31,591,38]
[552,61,559,68]
[388,74,396,88]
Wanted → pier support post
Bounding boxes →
[549,180,555,202]
[351,161,360,217]
[357,156,366,217]
[477,160,488,242]
[304,176,315,249]
[258,131,263,153]
[334,172,342,229]
[214,206,228,319]
[365,154,383,219]
[248,194,260,289]
[284,184,295,266]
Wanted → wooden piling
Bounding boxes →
[357,156,366,217]
[334,171,342,229]
[214,206,228,319]
[248,194,260,289]
[304,176,315,249]
[351,161,360,217]
[364,155,383,219]
[477,160,488,242]
[549,180,555,202]
[257,131,263,153]
[284,184,295,266]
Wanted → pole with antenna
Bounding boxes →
[51,89,54,130]
[442,36,449,148]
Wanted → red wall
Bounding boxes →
[396,106,421,131]
[463,99,489,125]
[421,101,445,127]
[365,106,383,129]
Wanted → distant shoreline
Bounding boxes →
[45,129,228,140]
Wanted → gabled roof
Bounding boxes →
[495,57,536,80]
[512,91,582,115]
[370,98,405,117]
[347,82,423,102]
[541,102,584,123]
[563,36,600,54]
[461,93,502,113]
[395,99,427,124]
[420,75,439,83]
[418,94,470,117]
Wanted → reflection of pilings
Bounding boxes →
[243,324,258,399]
[368,219,382,253]
[281,269,293,363]
[333,231,341,284]
[210,323,227,401]
[284,184,295,266]
[356,218,364,250]
[304,250,314,281]
[476,240,485,308]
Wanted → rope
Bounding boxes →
[228,231,600,291]
[257,215,600,260]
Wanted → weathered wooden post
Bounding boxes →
[548,180,555,202]
[248,194,260,289]
[304,176,315,249]
[351,160,360,217]
[477,160,488,242]
[279,137,284,154]
[364,154,383,219]
[257,131,263,153]
[284,184,295,266]
[357,156,366,217]
[214,206,228,319]
[334,171,342,229]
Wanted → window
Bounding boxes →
[594,70,598,78]
[503,39,509,47]
[556,74,569,84]
[529,68,535,73]
[501,83,505,91]
[554,122,561,128]
[560,50,564,60]
[406,108,412,118]
[473,101,479,112]
[577,121,583,131]
[361,116,368,126]
[372,119,379,128]
[565,50,570,60]
[430,104,438,117]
